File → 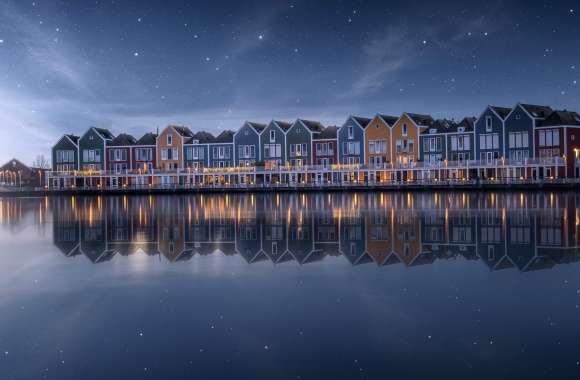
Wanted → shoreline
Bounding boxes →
[1,180,579,197]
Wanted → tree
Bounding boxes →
[32,155,50,169]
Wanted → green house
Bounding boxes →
[52,134,79,172]
[79,127,115,171]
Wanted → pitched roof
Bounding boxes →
[459,117,476,130]
[93,127,115,140]
[490,106,511,119]
[65,134,80,145]
[540,110,580,127]
[171,126,194,138]
[520,104,553,119]
[313,126,338,140]
[422,119,455,134]
[190,131,215,144]
[213,130,234,143]
[246,121,267,133]
[109,133,136,146]
[378,114,399,126]
[272,120,292,131]
[351,115,372,128]
[406,113,434,127]
[135,132,157,145]
[0,158,32,172]
[298,119,325,133]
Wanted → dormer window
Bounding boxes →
[270,130,275,143]
[348,126,354,139]
[485,116,492,132]
[429,128,437,134]
[515,114,521,120]
[244,129,249,136]
[167,134,173,146]
[402,124,408,136]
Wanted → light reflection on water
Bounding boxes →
[0,192,580,380]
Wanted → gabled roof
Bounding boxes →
[459,117,476,130]
[489,106,511,120]
[351,115,372,129]
[213,130,234,143]
[65,134,80,145]
[135,132,157,146]
[0,158,33,172]
[421,119,455,134]
[540,110,580,127]
[189,131,215,144]
[109,133,136,147]
[520,104,553,119]
[272,120,292,131]
[171,126,194,138]
[313,126,338,140]
[406,113,434,127]
[246,121,267,134]
[297,119,325,133]
[378,114,399,126]
[93,127,115,140]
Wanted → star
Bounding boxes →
[133,52,139,57]
[422,40,427,45]
[0,39,4,44]
[137,17,142,22]
[258,34,264,40]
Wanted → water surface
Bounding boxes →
[1,192,580,380]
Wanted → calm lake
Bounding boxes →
[1,192,580,379]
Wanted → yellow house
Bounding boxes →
[156,125,194,171]
[390,113,434,180]
[364,114,398,182]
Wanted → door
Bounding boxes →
[486,152,494,165]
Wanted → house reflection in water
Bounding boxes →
[36,192,580,272]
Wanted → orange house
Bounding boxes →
[156,125,194,171]
[364,114,398,182]
[390,113,434,179]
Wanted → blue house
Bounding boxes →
[261,120,291,168]
[419,120,449,164]
[184,131,214,169]
[285,119,325,167]
[338,115,371,165]
[208,130,234,168]
[234,121,266,166]
[474,106,511,165]
[504,103,553,162]
[447,117,476,162]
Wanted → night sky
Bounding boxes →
[0,0,578,164]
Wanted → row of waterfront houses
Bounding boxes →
[51,103,580,179]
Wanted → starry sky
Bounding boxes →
[0,0,578,164]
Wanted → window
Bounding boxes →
[508,132,529,149]
[167,134,173,146]
[369,140,386,154]
[57,150,74,163]
[136,148,152,161]
[402,124,408,136]
[270,130,276,143]
[264,144,281,158]
[539,130,559,147]
[485,116,492,132]
[348,126,354,139]
[342,142,360,155]
[479,133,499,150]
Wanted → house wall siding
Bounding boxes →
[338,118,365,164]
[79,129,106,171]
[234,124,261,166]
[391,114,422,165]
[156,127,184,170]
[504,106,535,160]
[260,123,286,166]
[286,122,313,166]
[364,117,391,167]
[52,137,79,171]
[475,108,505,161]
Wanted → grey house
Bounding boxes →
[79,127,115,171]
[184,131,214,169]
[474,106,511,164]
[338,115,371,165]
[285,119,324,167]
[447,117,475,162]
[234,121,266,166]
[52,134,79,172]
[261,120,291,168]
[208,130,234,168]
[504,103,553,162]
[419,120,449,164]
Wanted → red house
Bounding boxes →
[106,134,136,174]
[312,126,338,168]
[535,110,580,178]
[132,133,157,172]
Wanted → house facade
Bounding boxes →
[261,120,290,168]
[156,126,193,171]
[536,110,580,178]
[286,119,324,167]
[234,122,265,167]
[106,134,136,174]
[474,106,510,165]
[420,121,447,164]
[391,113,433,166]
[504,103,553,163]
[312,126,338,169]
[52,134,79,172]
[132,133,157,172]
[79,127,115,171]
[184,131,213,169]
[338,116,371,165]
[447,118,475,162]
[208,130,234,168]
[364,114,397,169]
